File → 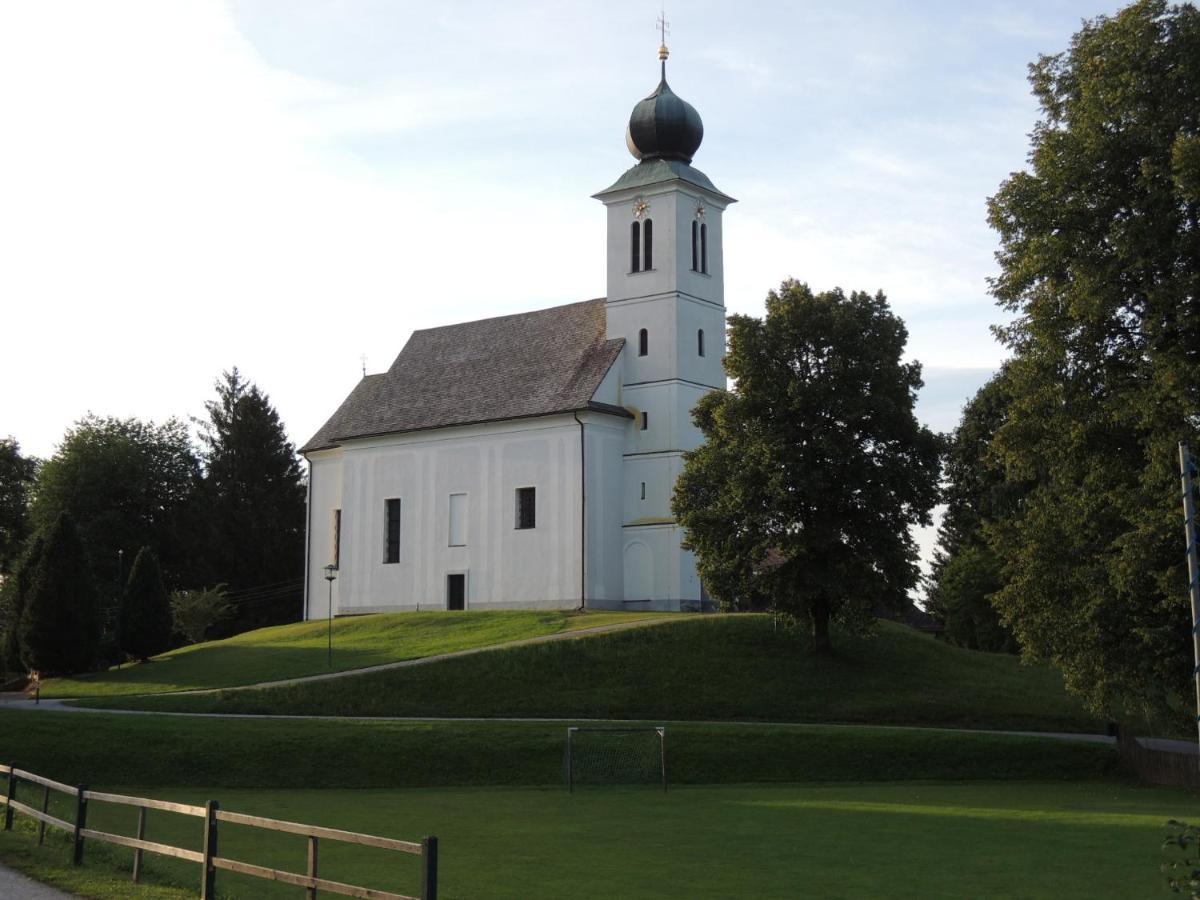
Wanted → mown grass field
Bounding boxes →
[0,709,1120,789]
[1,781,1192,899]
[39,609,656,698]
[89,616,1106,733]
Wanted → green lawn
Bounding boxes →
[90,616,1106,733]
[39,610,658,698]
[0,782,1192,899]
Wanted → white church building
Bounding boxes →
[301,46,734,618]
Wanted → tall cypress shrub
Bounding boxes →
[0,535,45,675]
[119,546,173,662]
[18,514,100,675]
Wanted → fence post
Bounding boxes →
[72,785,88,865]
[421,835,438,900]
[132,807,147,883]
[3,767,15,831]
[306,835,319,900]
[37,784,50,845]
[201,800,219,900]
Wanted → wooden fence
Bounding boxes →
[0,763,438,899]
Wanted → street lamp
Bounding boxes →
[324,564,338,667]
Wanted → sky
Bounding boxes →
[0,0,1128,573]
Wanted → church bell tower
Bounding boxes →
[594,37,735,610]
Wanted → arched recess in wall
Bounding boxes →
[624,540,654,601]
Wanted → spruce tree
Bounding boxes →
[119,546,173,662]
[18,514,100,675]
[197,369,306,631]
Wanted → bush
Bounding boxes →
[171,585,231,644]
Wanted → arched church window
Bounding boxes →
[638,328,648,357]
[701,223,708,274]
[698,329,705,357]
[630,221,641,272]
[691,221,699,271]
[643,218,653,270]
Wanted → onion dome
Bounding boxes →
[625,49,704,164]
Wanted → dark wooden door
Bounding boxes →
[447,573,465,610]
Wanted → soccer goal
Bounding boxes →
[565,726,667,793]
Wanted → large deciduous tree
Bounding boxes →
[18,514,100,675]
[197,369,306,631]
[673,280,942,653]
[119,546,173,662]
[0,437,39,576]
[985,0,1200,715]
[31,416,200,597]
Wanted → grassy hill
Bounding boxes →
[40,610,657,698]
[82,615,1106,733]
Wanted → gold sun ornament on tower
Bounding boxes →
[633,197,650,219]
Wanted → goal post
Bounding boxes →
[565,726,667,793]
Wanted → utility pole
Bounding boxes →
[1179,443,1200,758]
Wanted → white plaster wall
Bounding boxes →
[305,449,344,620]
[620,523,700,611]
[582,411,629,608]
[305,414,633,614]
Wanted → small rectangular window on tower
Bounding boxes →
[640,481,646,501]
[515,487,536,530]
[384,498,401,563]
[641,411,649,431]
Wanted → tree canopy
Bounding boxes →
[924,370,1021,653]
[30,415,200,596]
[984,0,1200,714]
[673,280,941,653]
[0,437,38,576]
[196,369,306,631]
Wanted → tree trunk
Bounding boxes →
[810,599,832,655]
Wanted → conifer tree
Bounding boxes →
[119,546,173,662]
[0,534,44,676]
[197,369,306,631]
[18,514,100,675]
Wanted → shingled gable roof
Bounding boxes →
[301,298,629,454]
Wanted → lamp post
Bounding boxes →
[324,565,338,667]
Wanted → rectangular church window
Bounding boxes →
[331,509,342,569]
[384,498,401,563]
[516,487,536,530]
[449,493,467,546]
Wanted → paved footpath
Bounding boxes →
[0,863,75,899]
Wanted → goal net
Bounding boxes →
[565,726,667,792]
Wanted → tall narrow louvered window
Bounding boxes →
[700,223,708,274]
[630,221,641,272]
[643,218,653,269]
[384,498,401,563]
[698,328,705,357]
[638,328,648,357]
[691,220,699,271]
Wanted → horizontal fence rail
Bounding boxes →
[0,764,438,899]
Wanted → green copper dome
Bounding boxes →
[625,77,704,164]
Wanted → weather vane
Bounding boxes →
[657,7,670,62]
[360,353,367,377]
